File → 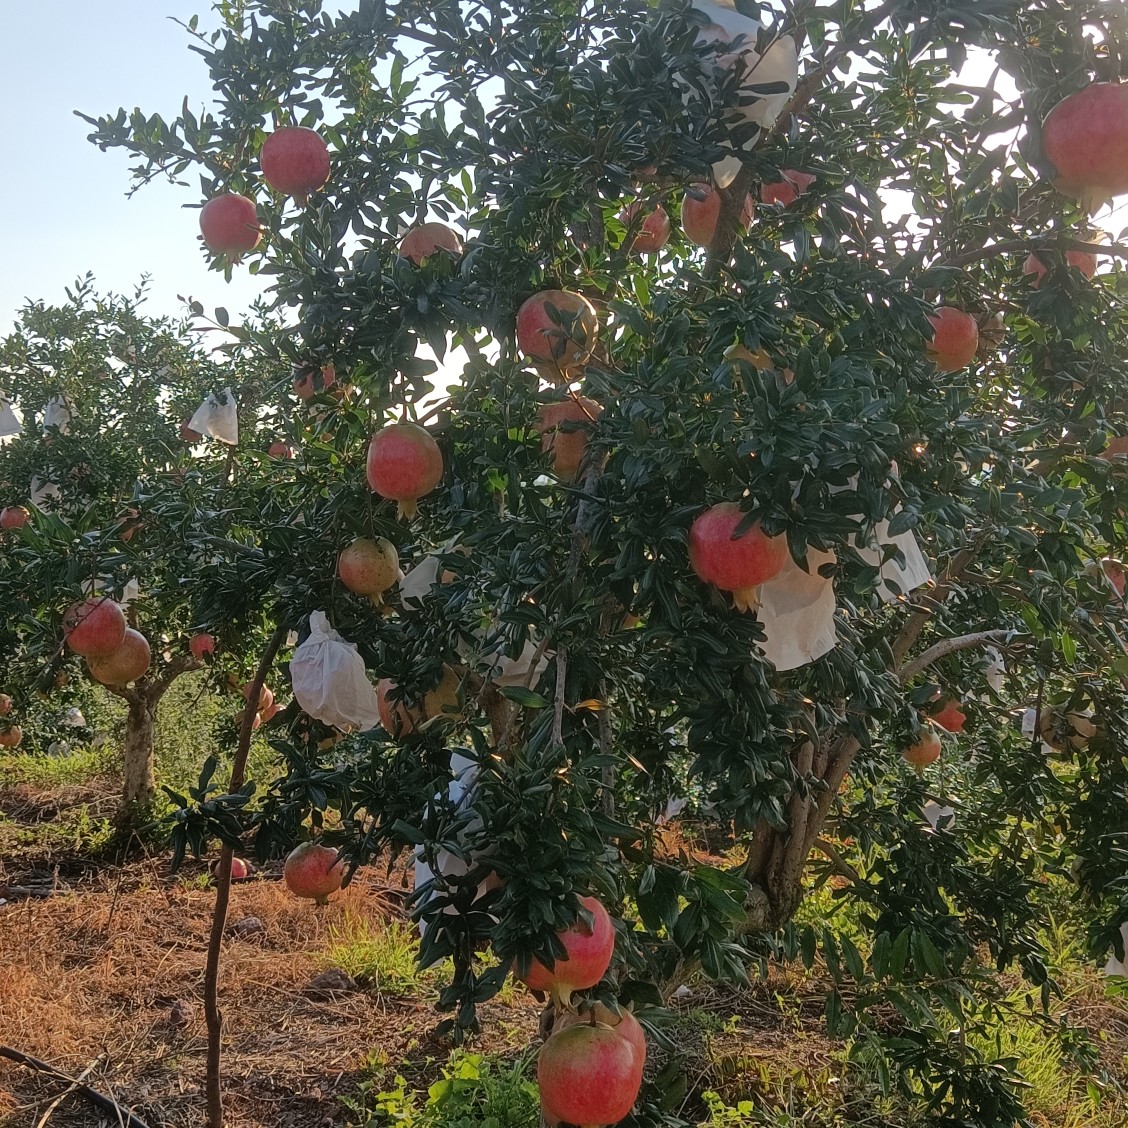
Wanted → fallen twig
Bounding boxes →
[35,1052,105,1128]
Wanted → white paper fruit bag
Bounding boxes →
[290,611,380,731]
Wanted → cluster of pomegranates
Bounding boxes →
[234,679,282,732]
[63,597,151,687]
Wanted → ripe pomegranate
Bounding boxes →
[1038,708,1097,751]
[931,699,967,734]
[1042,83,1128,211]
[0,505,29,530]
[180,419,202,443]
[292,363,337,401]
[63,598,127,658]
[268,440,294,459]
[681,184,754,246]
[234,708,262,732]
[366,422,443,519]
[760,170,816,207]
[689,503,789,612]
[376,665,461,737]
[555,1003,647,1069]
[283,841,344,905]
[538,1022,643,1128]
[0,693,11,715]
[212,856,252,881]
[515,895,614,1004]
[515,290,599,379]
[926,307,979,372]
[0,725,23,749]
[86,628,151,686]
[261,700,283,724]
[903,729,942,768]
[1023,249,1097,286]
[338,537,401,604]
[260,126,330,202]
[399,222,463,264]
[1102,558,1127,598]
[189,633,216,660]
[534,397,603,480]
[618,202,671,254]
[242,683,275,713]
[199,193,261,257]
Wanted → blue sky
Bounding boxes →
[0,2,265,333]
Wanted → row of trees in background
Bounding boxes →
[4,0,1128,1124]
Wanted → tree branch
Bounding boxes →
[898,629,1014,683]
[937,237,1128,271]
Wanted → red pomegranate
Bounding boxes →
[234,707,262,732]
[63,598,127,658]
[292,363,337,401]
[199,193,261,257]
[377,665,461,737]
[1023,249,1097,286]
[399,222,464,265]
[189,633,216,660]
[268,440,294,459]
[1042,83,1128,211]
[0,505,29,530]
[516,895,614,1003]
[926,307,979,372]
[931,699,967,734]
[86,628,151,686]
[338,537,401,604]
[260,126,330,202]
[515,290,599,379]
[261,700,283,723]
[534,397,604,480]
[1101,557,1127,599]
[538,1022,643,1128]
[0,694,11,715]
[681,184,754,246]
[555,1003,647,1069]
[689,503,789,612]
[760,170,816,207]
[180,419,202,443]
[283,841,344,905]
[366,422,443,519]
[903,729,942,769]
[212,856,252,881]
[618,203,671,253]
[242,682,275,713]
[0,725,23,749]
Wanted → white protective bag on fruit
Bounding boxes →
[756,547,838,671]
[1104,921,1128,978]
[187,388,239,446]
[42,395,73,436]
[30,476,62,507]
[289,611,380,732]
[0,397,21,439]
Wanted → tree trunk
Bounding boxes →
[120,694,158,827]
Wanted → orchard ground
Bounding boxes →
[1,676,1127,1128]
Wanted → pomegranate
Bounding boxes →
[283,841,344,904]
[681,184,754,246]
[618,203,671,253]
[0,725,23,749]
[338,537,401,604]
[760,170,816,207]
[1038,708,1097,751]
[0,505,29,530]
[0,694,11,715]
[180,419,202,443]
[86,628,151,686]
[926,307,979,372]
[377,665,461,737]
[199,193,261,257]
[261,700,283,723]
[292,363,337,401]
[534,397,604,480]
[903,729,942,768]
[1101,435,1128,460]
[366,422,443,519]
[399,222,463,265]
[1023,249,1097,286]
[268,440,294,458]
[1102,558,1127,599]
[555,1003,647,1069]
[515,895,614,1004]
[260,126,330,202]
[515,290,599,379]
[1042,83,1128,211]
[234,708,262,732]
[212,856,252,881]
[63,598,127,657]
[538,1021,643,1128]
[931,699,967,734]
[242,683,275,713]
[189,633,216,660]
[689,503,788,612]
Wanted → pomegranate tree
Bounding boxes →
[534,397,604,481]
[903,729,942,768]
[366,422,443,519]
[926,307,979,372]
[199,193,261,257]
[398,222,463,265]
[87,628,151,686]
[515,895,614,1005]
[0,505,29,530]
[338,537,401,604]
[377,665,461,737]
[283,841,344,904]
[538,1021,644,1128]
[515,290,599,379]
[760,170,816,207]
[260,126,330,202]
[689,503,789,612]
[63,598,127,658]
[618,203,671,254]
[681,184,754,246]
[1042,83,1128,211]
